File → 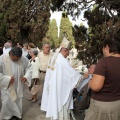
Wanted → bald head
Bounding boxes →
[88,64,96,74]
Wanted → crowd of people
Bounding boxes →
[0,32,120,120]
[0,41,53,120]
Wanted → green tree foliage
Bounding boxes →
[51,0,120,66]
[46,19,59,48]
[51,0,120,21]
[59,12,75,47]
[0,0,50,44]
[73,23,87,50]
[76,5,109,66]
[0,12,7,44]
[76,5,120,66]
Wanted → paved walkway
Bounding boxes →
[0,85,84,120]
[0,85,48,120]
[22,85,48,120]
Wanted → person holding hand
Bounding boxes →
[84,33,120,120]
[0,47,32,120]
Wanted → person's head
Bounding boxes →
[88,64,96,74]
[4,42,11,49]
[7,40,12,47]
[60,47,70,58]
[9,47,22,61]
[17,42,23,48]
[59,37,72,58]
[28,43,35,50]
[102,33,120,57]
[23,43,28,49]
[29,48,38,57]
[42,42,51,54]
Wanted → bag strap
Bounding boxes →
[76,83,88,99]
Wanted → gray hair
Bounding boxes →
[42,42,50,47]
[30,48,38,56]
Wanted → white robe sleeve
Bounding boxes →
[32,58,40,79]
[23,57,33,86]
[0,56,11,90]
[0,75,11,90]
[75,75,84,88]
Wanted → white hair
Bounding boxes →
[30,48,38,56]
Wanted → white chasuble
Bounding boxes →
[41,53,83,119]
[0,53,32,120]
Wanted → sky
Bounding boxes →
[50,11,89,28]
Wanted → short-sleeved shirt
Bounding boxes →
[92,56,120,102]
[38,51,53,71]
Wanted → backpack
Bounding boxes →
[73,83,91,112]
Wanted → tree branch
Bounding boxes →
[86,3,96,9]
[74,0,95,4]
[81,18,87,21]
[74,0,83,4]
[102,0,120,20]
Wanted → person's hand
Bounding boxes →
[21,77,27,83]
[9,76,14,85]
[83,72,89,79]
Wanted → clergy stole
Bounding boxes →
[4,55,17,101]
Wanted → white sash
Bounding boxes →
[4,55,17,101]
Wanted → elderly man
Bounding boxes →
[41,37,85,120]
[77,64,96,92]
[38,42,53,104]
[38,42,53,75]
[0,47,32,120]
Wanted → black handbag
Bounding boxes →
[26,53,31,60]
[74,83,91,112]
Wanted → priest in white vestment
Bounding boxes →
[41,37,84,120]
[0,47,32,120]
